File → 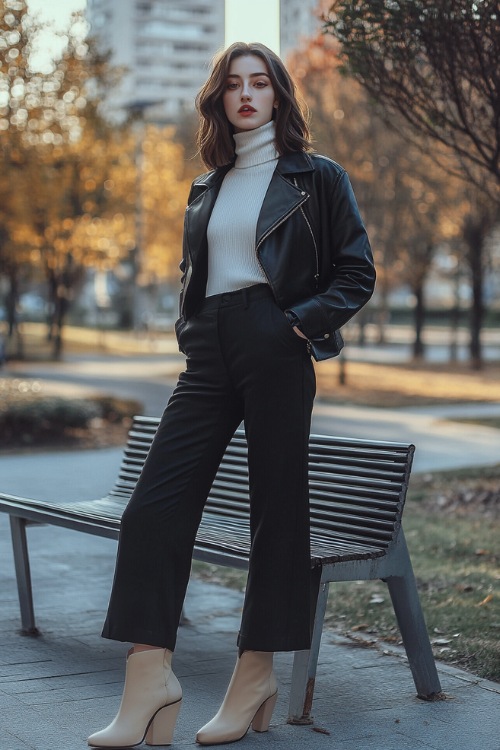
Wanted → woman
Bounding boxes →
[88,42,375,748]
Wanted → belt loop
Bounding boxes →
[242,287,249,309]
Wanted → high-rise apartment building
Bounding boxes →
[86,0,323,122]
[86,0,225,122]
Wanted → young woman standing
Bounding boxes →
[88,42,375,748]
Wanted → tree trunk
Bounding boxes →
[338,353,347,385]
[412,284,425,360]
[463,219,485,370]
[45,253,82,360]
[375,283,390,344]
[6,270,19,338]
[5,270,23,359]
[448,263,461,362]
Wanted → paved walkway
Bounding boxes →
[1,450,499,750]
[5,353,500,474]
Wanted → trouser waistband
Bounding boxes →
[199,284,271,311]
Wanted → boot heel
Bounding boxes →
[251,691,277,733]
[145,699,182,746]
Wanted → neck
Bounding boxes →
[233,120,279,169]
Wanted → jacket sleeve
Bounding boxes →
[287,170,375,348]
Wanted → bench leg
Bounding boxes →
[287,580,329,724]
[386,533,441,697]
[9,517,40,636]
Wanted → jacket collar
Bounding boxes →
[275,151,314,175]
[185,151,315,264]
[194,151,314,190]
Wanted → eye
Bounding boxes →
[254,80,268,88]
[226,82,239,90]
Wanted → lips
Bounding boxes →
[238,105,256,113]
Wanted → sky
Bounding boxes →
[225,0,280,52]
[26,0,281,67]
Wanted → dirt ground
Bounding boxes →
[314,359,500,406]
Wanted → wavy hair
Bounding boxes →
[196,42,311,169]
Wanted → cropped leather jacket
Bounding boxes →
[177,151,376,361]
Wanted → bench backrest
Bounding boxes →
[110,416,414,552]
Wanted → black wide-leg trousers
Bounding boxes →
[102,284,316,652]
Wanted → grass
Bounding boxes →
[192,464,500,683]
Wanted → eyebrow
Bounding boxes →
[226,72,270,79]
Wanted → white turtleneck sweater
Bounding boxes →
[205,120,279,297]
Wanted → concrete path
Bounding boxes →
[1,449,500,750]
[6,353,500,474]
[312,401,500,473]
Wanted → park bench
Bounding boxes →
[0,415,442,723]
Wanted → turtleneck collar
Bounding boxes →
[233,120,279,169]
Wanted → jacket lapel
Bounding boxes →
[256,152,314,250]
[184,165,231,264]
[185,152,315,261]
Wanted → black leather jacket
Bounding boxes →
[178,151,375,360]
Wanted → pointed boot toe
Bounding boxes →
[196,651,277,746]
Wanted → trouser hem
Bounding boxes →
[237,633,312,653]
[101,626,176,651]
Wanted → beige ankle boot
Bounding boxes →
[88,648,182,748]
[196,651,277,746]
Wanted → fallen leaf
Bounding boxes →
[351,623,370,631]
[477,594,493,607]
[369,595,385,604]
[312,726,331,735]
[432,638,451,645]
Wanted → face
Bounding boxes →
[222,54,277,133]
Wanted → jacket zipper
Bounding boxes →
[254,199,307,296]
[180,204,193,315]
[255,197,308,253]
[294,178,319,288]
[180,263,192,315]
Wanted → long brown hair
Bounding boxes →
[196,42,311,169]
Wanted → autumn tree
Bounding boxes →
[324,0,500,367]
[0,0,37,349]
[324,0,500,191]
[288,37,465,358]
[1,1,197,356]
[0,2,135,356]
[141,124,197,281]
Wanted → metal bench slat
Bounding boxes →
[1,416,413,570]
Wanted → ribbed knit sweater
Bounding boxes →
[205,120,279,297]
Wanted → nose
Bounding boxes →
[241,82,252,100]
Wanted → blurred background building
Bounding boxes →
[86,0,225,122]
[86,0,321,122]
[280,0,322,58]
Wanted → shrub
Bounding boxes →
[0,378,142,447]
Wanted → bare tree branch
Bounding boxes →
[324,0,500,193]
